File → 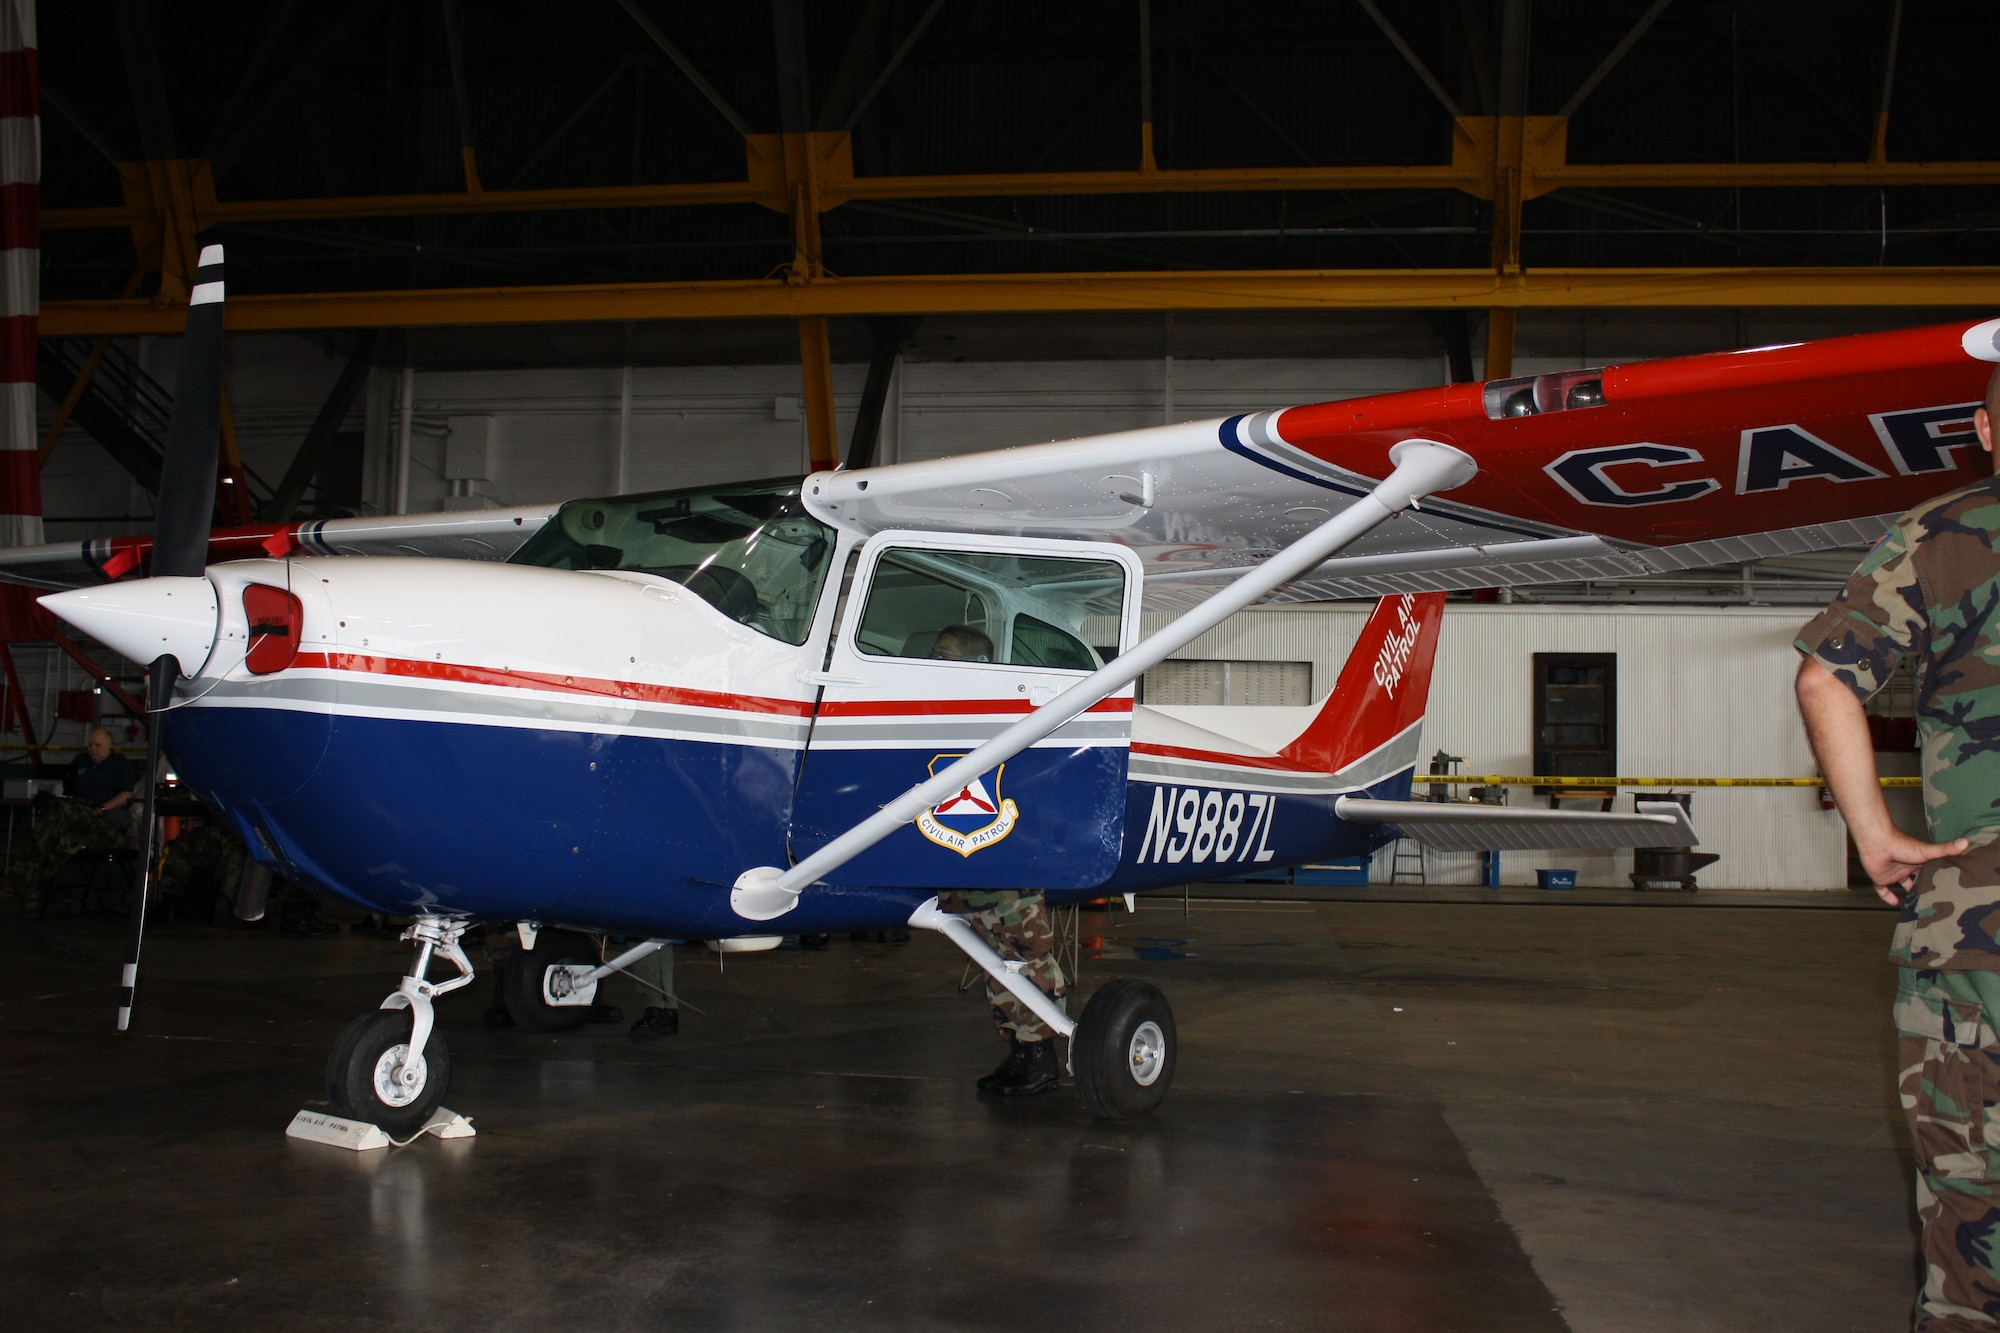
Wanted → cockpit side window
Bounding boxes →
[1010,613,1095,670]
[508,476,834,645]
[854,547,1125,670]
[855,551,993,660]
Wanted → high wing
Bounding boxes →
[0,505,554,589]
[806,317,2000,607]
[9,317,1992,597]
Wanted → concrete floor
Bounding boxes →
[0,891,1913,1331]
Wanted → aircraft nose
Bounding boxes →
[40,577,220,676]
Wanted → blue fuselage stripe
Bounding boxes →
[168,703,1402,936]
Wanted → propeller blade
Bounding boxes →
[117,242,225,1032]
[116,659,171,1032]
[153,244,225,578]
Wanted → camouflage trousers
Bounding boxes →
[18,797,131,917]
[1896,967,2000,1331]
[939,889,1066,1044]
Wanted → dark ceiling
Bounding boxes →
[39,2,2000,286]
[31,1,2000,367]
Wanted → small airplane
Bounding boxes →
[20,244,1999,1131]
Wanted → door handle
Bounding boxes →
[802,671,867,687]
[1028,684,1058,706]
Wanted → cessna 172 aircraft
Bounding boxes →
[16,245,2000,1130]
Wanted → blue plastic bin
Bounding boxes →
[1537,869,1577,890]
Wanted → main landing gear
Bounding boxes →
[908,897,1177,1120]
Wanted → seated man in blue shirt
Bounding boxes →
[67,728,137,833]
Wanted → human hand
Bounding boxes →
[1858,831,1971,905]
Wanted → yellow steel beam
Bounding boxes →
[42,178,778,230]
[38,266,2000,336]
[42,124,2000,233]
[1477,118,1543,377]
[797,315,838,470]
[1535,161,2000,191]
[116,159,210,301]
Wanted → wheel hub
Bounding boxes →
[371,1044,428,1107]
[1127,1020,1166,1086]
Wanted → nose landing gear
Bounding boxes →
[326,915,473,1137]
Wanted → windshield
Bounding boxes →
[509,477,835,645]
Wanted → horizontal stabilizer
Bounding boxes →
[1334,796,1698,853]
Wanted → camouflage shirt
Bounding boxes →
[1798,474,2000,971]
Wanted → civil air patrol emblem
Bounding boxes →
[916,754,1019,857]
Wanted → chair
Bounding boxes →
[49,846,136,917]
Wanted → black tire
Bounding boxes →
[1072,978,1176,1120]
[500,931,595,1033]
[326,1008,451,1137]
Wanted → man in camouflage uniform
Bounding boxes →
[18,793,131,918]
[1796,365,2000,1332]
[939,889,1066,1096]
[158,819,247,923]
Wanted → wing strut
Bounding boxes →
[730,438,1479,921]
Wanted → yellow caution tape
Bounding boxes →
[1425,774,1918,788]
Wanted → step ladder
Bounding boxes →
[1390,838,1427,886]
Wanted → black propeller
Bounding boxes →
[116,243,225,1032]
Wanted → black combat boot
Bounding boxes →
[977,1039,1032,1092]
[629,1006,679,1039]
[482,965,515,1027]
[977,1038,1060,1096]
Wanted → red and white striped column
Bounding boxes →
[0,1,41,547]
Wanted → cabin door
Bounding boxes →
[790,531,1141,889]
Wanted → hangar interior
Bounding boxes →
[4,2,1996,1329]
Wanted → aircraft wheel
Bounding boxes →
[1072,978,1176,1120]
[501,932,595,1033]
[326,1008,451,1138]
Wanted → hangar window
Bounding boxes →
[509,477,834,645]
[855,547,1124,670]
[1533,653,1616,792]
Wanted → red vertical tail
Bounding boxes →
[1279,591,1445,774]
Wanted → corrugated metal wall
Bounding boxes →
[1140,603,1847,891]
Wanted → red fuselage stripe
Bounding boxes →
[287,652,817,717]
[818,696,1132,717]
[1131,741,1311,773]
[279,653,1134,723]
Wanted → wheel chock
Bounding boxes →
[286,1109,392,1150]
[284,1106,476,1151]
[420,1106,477,1139]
